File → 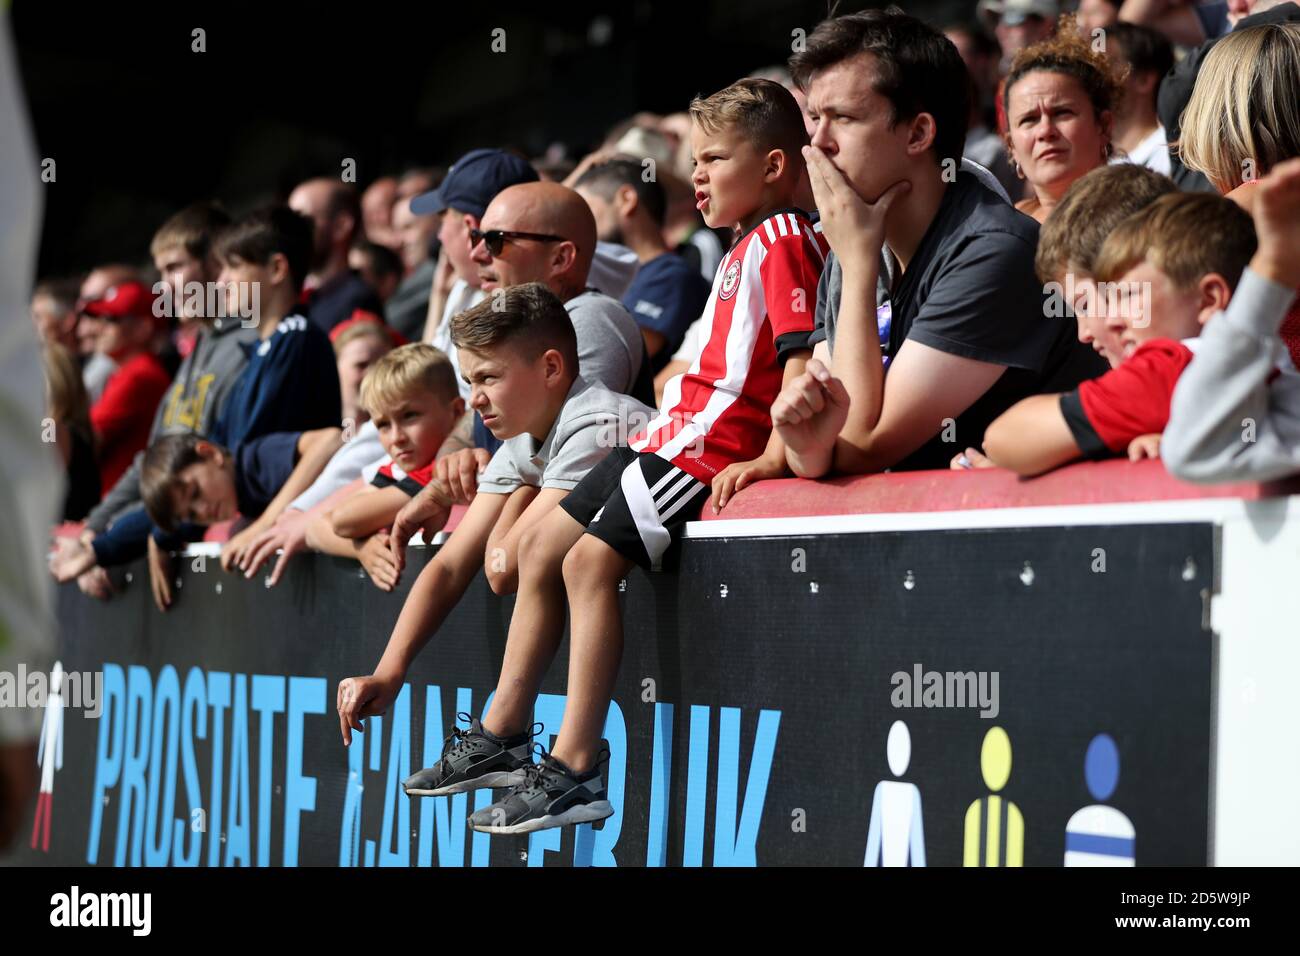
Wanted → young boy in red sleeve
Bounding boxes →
[983,193,1260,476]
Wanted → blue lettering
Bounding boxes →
[683,704,711,867]
[87,663,125,864]
[144,665,181,866]
[645,703,674,867]
[174,667,206,867]
[340,716,366,867]
[574,700,625,868]
[284,677,325,866]
[116,665,152,867]
[206,671,231,868]
[251,674,285,866]
[712,708,780,866]
[224,674,251,866]
[379,685,411,867]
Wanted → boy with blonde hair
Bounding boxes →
[307,343,463,589]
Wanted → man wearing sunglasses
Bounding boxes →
[469,181,654,408]
[387,180,656,548]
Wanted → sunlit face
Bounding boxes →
[370,391,458,472]
[77,270,123,356]
[438,207,478,285]
[471,203,566,293]
[337,335,391,420]
[1103,260,1203,360]
[1067,268,1124,368]
[362,178,398,237]
[689,121,771,230]
[153,244,212,322]
[289,181,336,269]
[170,452,238,525]
[1007,70,1110,199]
[458,344,555,440]
[805,53,915,205]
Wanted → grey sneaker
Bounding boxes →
[468,748,613,835]
[403,714,537,797]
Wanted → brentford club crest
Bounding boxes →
[718,259,742,300]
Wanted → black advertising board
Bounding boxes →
[12,522,1214,867]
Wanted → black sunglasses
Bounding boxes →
[469,228,569,257]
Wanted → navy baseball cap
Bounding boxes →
[409,148,539,218]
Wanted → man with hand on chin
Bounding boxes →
[772,8,1103,477]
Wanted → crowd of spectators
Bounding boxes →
[31,6,1300,821]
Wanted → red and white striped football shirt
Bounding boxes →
[630,208,828,481]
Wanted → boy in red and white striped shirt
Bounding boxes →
[452,78,828,835]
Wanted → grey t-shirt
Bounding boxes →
[566,289,655,407]
[478,376,654,494]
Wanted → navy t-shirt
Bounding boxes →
[621,253,711,373]
[210,314,342,450]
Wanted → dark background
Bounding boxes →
[12,0,973,279]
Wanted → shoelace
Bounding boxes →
[518,744,560,792]
[441,716,546,773]
[517,743,609,792]
[437,712,477,771]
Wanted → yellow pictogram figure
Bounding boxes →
[963,726,1023,866]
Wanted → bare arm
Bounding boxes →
[982,393,1083,477]
[833,339,1007,475]
[371,489,509,682]
[641,328,668,364]
[329,485,411,540]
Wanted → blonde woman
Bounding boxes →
[1179,21,1300,365]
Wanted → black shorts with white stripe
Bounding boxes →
[559,446,711,571]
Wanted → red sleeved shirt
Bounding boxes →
[91,351,172,491]
[370,458,435,497]
[630,209,828,481]
[1059,338,1195,456]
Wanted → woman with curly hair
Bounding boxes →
[1001,14,1126,222]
